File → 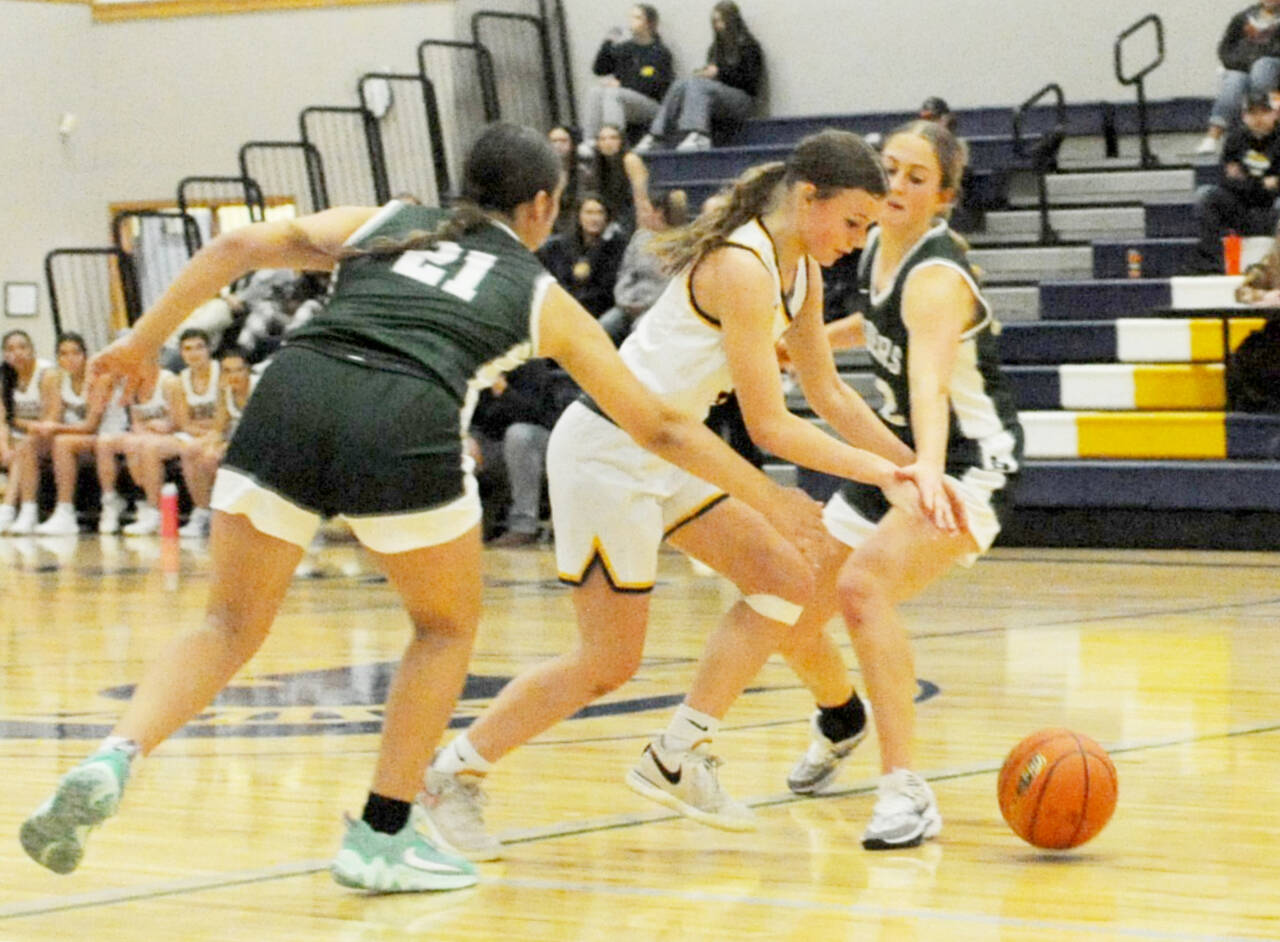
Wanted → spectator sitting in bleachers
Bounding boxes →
[598,187,689,346]
[121,328,220,535]
[548,125,586,237]
[177,349,258,539]
[95,356,180,535]
[635,1,763,153]
[580,5,673,158]
[580,123,652,235]
[235,271,329,362]
[469,359,579,548]
[537,194,627,318]
[1200,1,1280,154]
[1191,90,1280,274]
[0,330,55,535]
[32,333,113,535]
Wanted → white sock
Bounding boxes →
[20,501,36,514]
[95,735,141,760]
[56,502,74,514]
[433,732,493,776]
[661,703,720,753]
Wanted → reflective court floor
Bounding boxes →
[1,533,1278,941]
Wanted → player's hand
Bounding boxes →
[892,462,967,534]
[764,485,829,571]
[87,335,154,403]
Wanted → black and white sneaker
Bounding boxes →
[786,708,867,795]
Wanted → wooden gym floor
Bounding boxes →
[1,534,1278,941]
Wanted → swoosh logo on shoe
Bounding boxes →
[403,848,465,873]
[647,746,681,785]
[688,720,708,731]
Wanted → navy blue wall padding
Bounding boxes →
[1146,201,1197,238]
[1039,280,1171,319]
[1226,414,1280,459]
[1012,460,1280,510]
[1005,366,1061,408]
[1000,322,1118,363]
[999,507,1280,550]
[730,98,1211,146]
[1194,164,1222,189]
[1093,239,1197,279]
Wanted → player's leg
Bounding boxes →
[95,434,128,533]
[774,542,875,795]
[421,403,659,859]
[626,496,813,830]
[20,510,306,874]
[36,434,95,534]
[331,525,484,892]
[837,507,974,849]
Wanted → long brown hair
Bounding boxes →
[342,123,561,259]
[653,129,885,272]
[709,1,752,67]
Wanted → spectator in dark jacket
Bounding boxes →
[579,124,651,235]
[469,358,579,546]
[537,195,627,317]
[1201,1,1280,153]
[1192,90,1280,272]
[635,1,763,153]
[580,5,673,156]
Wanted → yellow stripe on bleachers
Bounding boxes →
[1076,412,1226,459]
[1188,320,1225,361]
[1228,318,1268,353]
[1133,365,1225,410]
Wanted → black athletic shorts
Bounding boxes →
[223,344,466,518]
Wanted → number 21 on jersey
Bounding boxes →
[392,242,497,302]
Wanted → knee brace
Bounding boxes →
[743,593,803,626]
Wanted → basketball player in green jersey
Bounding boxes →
[776,120,1023,849]
[19,124,827,893]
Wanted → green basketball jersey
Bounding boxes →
[854,221,1022,475]
[288,203,553,403]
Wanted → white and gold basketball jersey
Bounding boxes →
[618,218,808,419]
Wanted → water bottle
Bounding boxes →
[1126,248,1142,280]
[160,482,179,539]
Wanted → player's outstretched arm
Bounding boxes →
[89,207,377,397]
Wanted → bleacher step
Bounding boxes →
[977,206,1145,244]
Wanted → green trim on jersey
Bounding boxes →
[287,203,548,403]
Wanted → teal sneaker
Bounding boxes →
[331,813,478,893]
[20,749,132,874]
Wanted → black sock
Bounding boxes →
[361,792,411,835]
[817,692,866,743]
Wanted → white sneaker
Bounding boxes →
[0,504,15,534]
[633,133,657,154]
[675,132,712,152]
[1196,134,1220,155]
[36,504,80,536]
[861,768,942,850]
[123,505,160,536]
[178,507,211,539]
[624,737,756,831]
[416,766,503,862]
[9,503,37,535]
[98,497,123,535]
[787,708,868,795]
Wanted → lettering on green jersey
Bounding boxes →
[392,242,498,302]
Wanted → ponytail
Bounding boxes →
[652,162,785,272]
[653,129,885,273]
[342,122,560,260]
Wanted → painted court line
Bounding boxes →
[5,719,1279,926]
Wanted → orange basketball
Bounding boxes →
[997,728,1117,850]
